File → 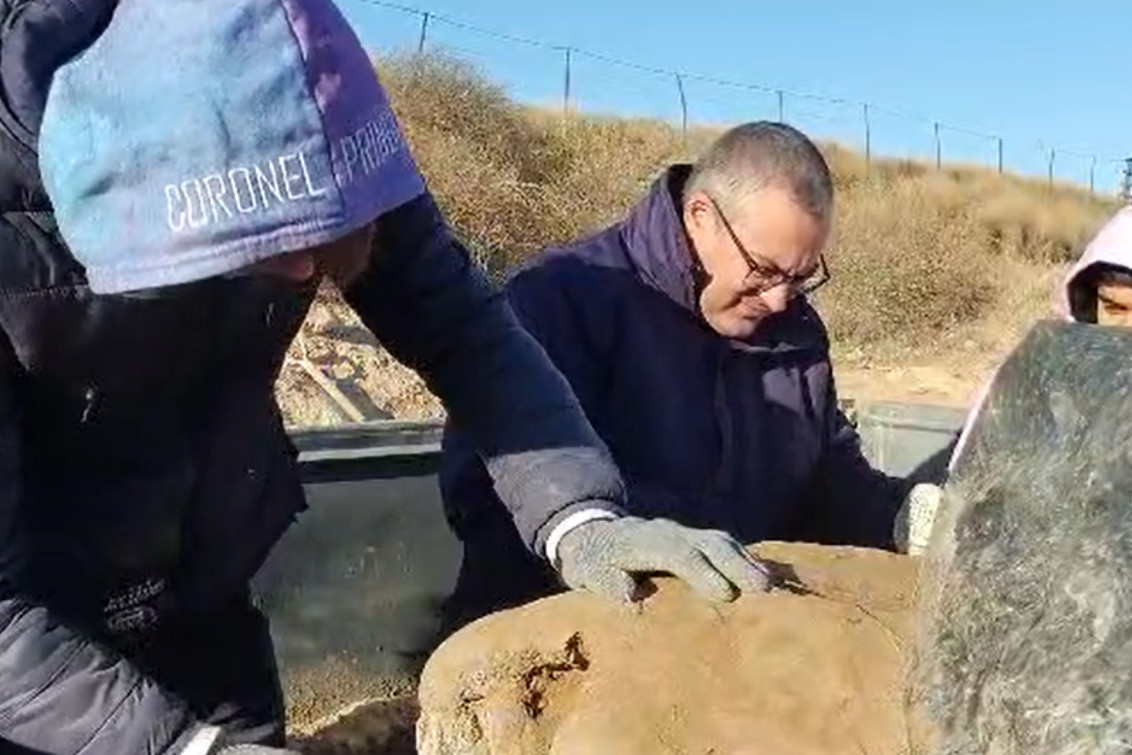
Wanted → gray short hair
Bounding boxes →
[684,122,834,224]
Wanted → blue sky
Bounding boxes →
[337,0,1130,193]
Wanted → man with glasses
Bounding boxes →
[439,121,917,632]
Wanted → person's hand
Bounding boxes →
[555,516,771,602]
[894,483,944,555]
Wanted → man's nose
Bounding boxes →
[760,283,791,313]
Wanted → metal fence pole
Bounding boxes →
[862,103,871,168]
[934,122,941,169]
[777,90,784,122]
[997,138,1004,174]
[675,74,688,144]
[416,11,430,53]
[1090,155,1097,194]
[1048,149,1055,190]
[562,46,572,117]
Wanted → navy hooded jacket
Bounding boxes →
[0,3,625,753]
[441,165,909,556]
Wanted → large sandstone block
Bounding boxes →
[913,320,1132,754]
[417,320,1132,754]
[416,541,931,755]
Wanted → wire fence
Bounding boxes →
[350,0,1131,198]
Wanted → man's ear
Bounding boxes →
[682,193,716,259]
[683,192,705,219]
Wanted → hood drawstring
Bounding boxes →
[81,386,97,423]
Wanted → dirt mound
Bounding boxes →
[416,541,935,755]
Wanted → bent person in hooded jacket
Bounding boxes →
[440,121,932,632]
[0,1,773,754]
[947,203,1132,474]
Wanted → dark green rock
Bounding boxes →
[913,319,1132,754]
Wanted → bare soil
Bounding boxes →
[834,358,991,408]
[275,288,441,427]
[290,697,419,755]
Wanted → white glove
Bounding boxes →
[894,483,943,556]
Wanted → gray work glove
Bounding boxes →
[555,516,771,602]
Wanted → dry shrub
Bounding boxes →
[375,50,575,274]
[540,114,689,232]
[821,142,870,191]
[976,189,1114,263]
[374,51,707,273]
[279,49,1128,422]
[815,179,997,347]
[378,50,566,185]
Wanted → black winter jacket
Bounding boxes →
[0,3,625,753]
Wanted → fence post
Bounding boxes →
[1048,149,1055,190]
[777,90,784,122]
[934,122,941,169]
[675,74,688,145]
[997,138,1003,174]
[562,46,572,117]
[1090,155,1096,194]
[416,11,430,54]
[862,103,871,169]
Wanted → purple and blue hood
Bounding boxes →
[37,0,426,294]
[1057,205,1132,322]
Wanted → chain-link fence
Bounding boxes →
[345,0,1130,198]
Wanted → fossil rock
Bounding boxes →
[416,541,930,755]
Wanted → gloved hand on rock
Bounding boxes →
[894,482,944,555]
[555,516,771,603]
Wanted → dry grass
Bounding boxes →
[275,50,1123,424]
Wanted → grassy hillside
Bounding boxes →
[274,50,1123,426]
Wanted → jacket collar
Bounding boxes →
[619,164,701,315]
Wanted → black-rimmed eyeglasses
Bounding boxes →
[706,195,830,298]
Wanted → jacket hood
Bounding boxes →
[0,0,119,212]
[1058,206,1132,322]
[38,0,426,296]
[618,163,825,354]
[619,164,701,314]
